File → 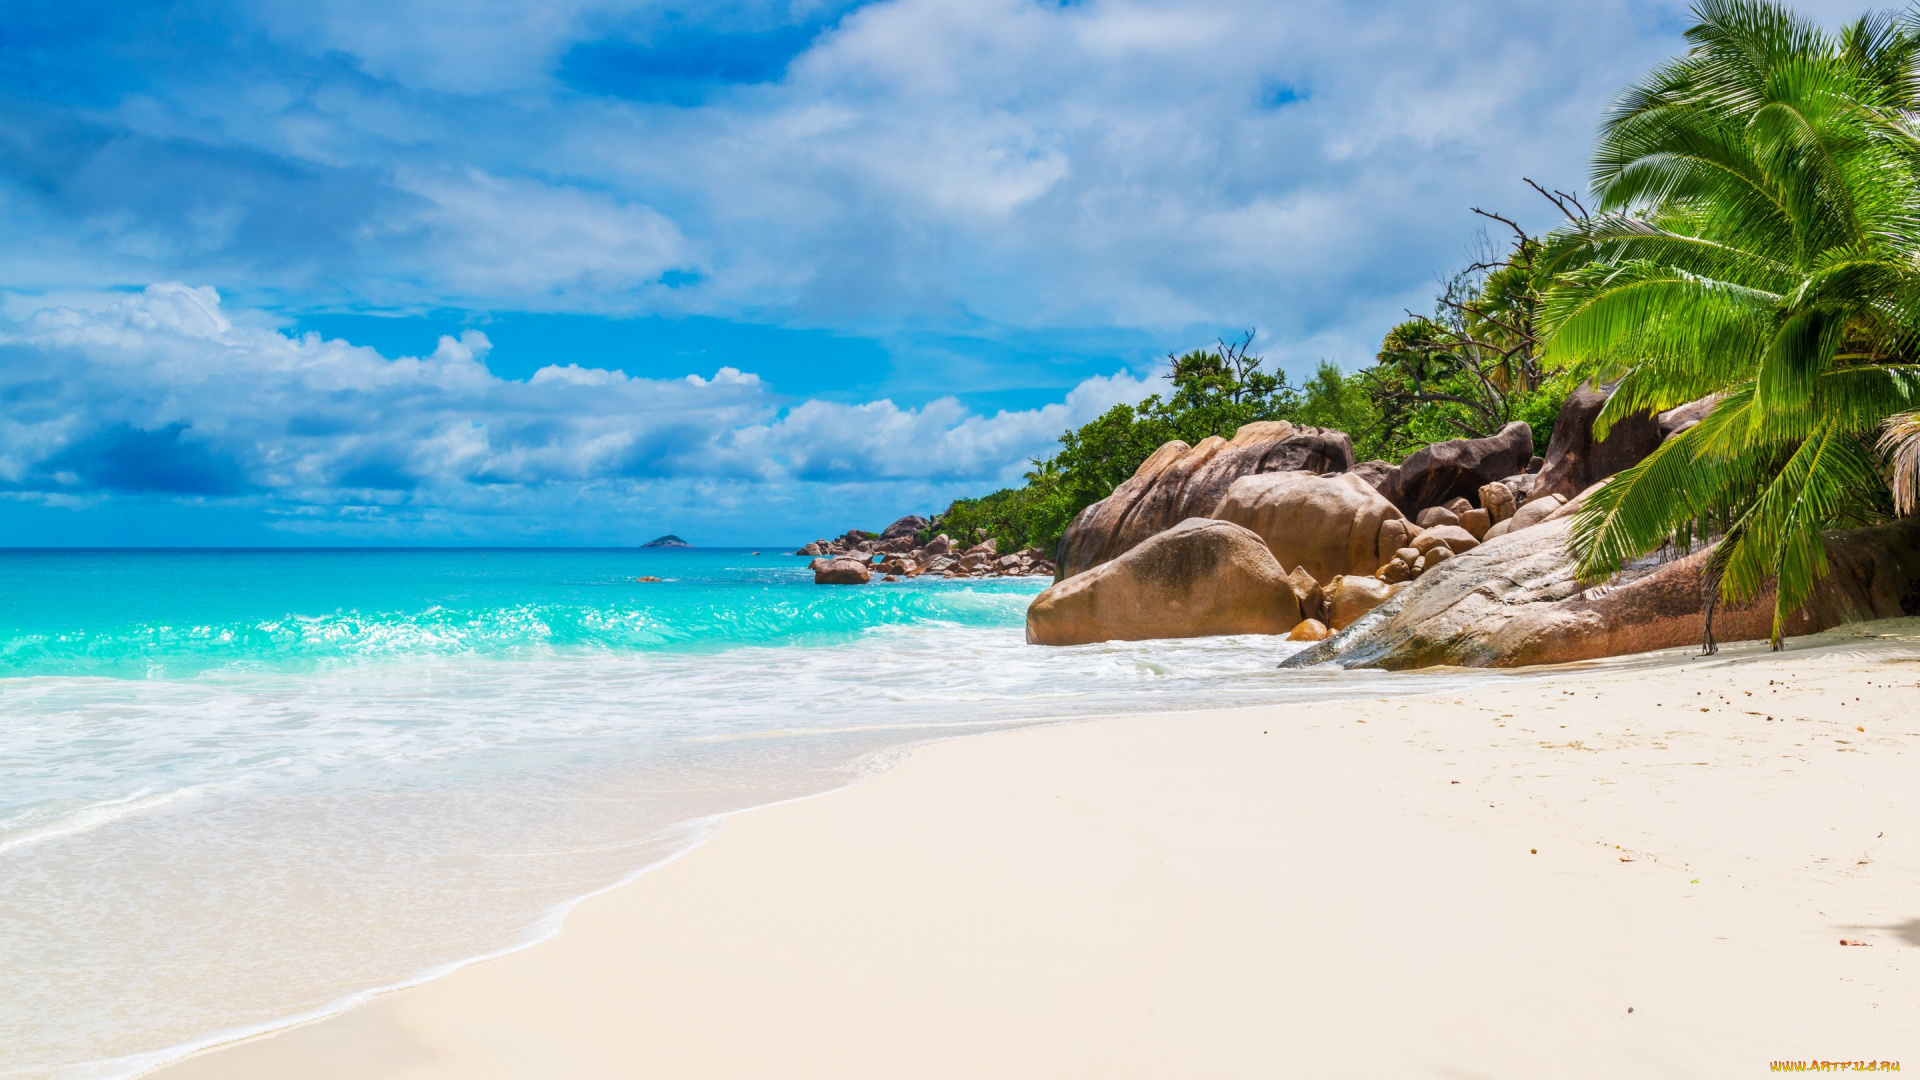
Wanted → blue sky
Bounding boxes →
[0,0,1873,544]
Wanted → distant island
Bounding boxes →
[640,535,691,548]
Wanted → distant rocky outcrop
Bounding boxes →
[1026,519,1302,645]
[1053,421,1355,581]
[1281,514,1920,669]
[795,515,1053,584]
[640,534,692,548]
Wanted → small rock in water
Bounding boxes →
[1286,618,1330,642]
[635,576,663,582]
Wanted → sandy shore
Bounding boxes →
[156,622,1920,1079]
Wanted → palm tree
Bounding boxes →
[1536,0,1920,647]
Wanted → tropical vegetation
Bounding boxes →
[1541,0,1920,646]
[941,0,1920,651]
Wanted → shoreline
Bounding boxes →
[148,620,1920,1078]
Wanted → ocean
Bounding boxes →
[0,547,1426,1080]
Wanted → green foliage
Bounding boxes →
[930,330,1576,556]
[1295,360,1384,457]
[1362,217,1581,458]
[1539,0,1920,646]
[931,335,1299,554]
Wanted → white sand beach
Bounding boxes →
[156,623,1920,1079]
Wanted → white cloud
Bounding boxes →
[0,286,1153,538]
[399,170,696,299]
[3,0,1735,355]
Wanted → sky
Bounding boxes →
[0,0,1875,545]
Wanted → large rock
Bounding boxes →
[1053,422,1356,581]
[1026,519,1302,645]
[1208,471,1409,584]
[812,557,872,585]
[1530,381,1662,505]
[1281,516,1920,669]
[1532,382,1720,505]
[1348,460,1396,490]
[1659,397,1714,438]
[1370,422,1534,516]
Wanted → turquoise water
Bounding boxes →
[0,548,1034,678]
[0,547,1415,1080]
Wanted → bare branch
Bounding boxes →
[1470,207,1530,246]
[1523,177,1589,222]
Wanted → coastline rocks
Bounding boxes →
[1324,575,1394,631]
[1281,515,1920,669]
[1209,471,1410,584]
[1369,422,1534,517]
[812,557,872,585]
[1053,421,1356,581]
[1025,519,1302,646]
[1415,506,1460,529]
[795,524,1049,582]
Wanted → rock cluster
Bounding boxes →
[1024,386,1735,655]
[1368,421,1536,517]
[1282,511,1920,670]
[801,516,1055,585]
[1052,421,1355,580]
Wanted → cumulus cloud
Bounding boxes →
[0,0,1738,344]
[3,0,1889,539]
[0,285,1152,538]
